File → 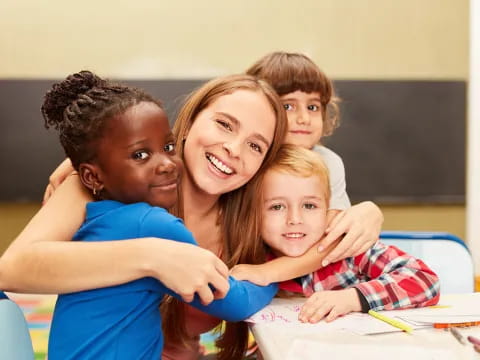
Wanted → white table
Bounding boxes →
[250,294,480,360]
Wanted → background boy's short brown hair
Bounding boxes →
[246,51,340,136]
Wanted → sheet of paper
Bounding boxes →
[333,313,429,335]
[286,339,457,360]
[246,298,303,324]
[248,293,480,335]
[381,293,480,325]
[247,298,427,335]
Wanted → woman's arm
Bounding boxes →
[0,176,229,303]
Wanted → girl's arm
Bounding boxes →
[164,277,277,322]
[0,176,229,303]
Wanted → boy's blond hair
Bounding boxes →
[266,144,331,204]
[246,51,340,137]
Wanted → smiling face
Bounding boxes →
[91,102,182,209]
[261,169,328,257]
[281,90,324,149]
[182,89,276,196]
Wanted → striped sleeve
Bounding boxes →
[353,242,440,311]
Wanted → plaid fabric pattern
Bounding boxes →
[281,241,440,311]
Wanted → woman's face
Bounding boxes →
[183,89,276,196]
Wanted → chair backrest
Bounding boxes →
[0,296,35,360]
[380,231,475,294]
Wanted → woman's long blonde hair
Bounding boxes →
[161,74,288,360]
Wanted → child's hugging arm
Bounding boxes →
[139,209,278,321]
[231,235,341,286]
[352,241,440,311]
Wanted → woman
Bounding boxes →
[0,74,382,359]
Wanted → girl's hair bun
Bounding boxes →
[42,70,105,129]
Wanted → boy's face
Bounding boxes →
[94,102,182,209]
[281,91,323,149]
[261,169,328,257]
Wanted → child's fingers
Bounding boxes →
[299,298,318,322]
[299,295,327,322]
[298,304,319,322]
[325,307,340,322]
[308,303,334,323]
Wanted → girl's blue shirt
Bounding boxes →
[48,200,277,360]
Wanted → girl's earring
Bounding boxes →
[93,187,97,196]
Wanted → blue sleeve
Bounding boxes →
[139,208,278,321]
[165,277,277,322]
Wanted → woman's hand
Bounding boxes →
[153,240,230,305]
[298,288,361,323]
[319,201,383,266]
[43,158,76,203]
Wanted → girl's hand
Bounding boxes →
[230,264,271,286]
[153,240,230,305]
[43,158,76,203]
[298,288,361,323]
[319,201,383,266]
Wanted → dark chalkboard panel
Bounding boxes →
[0,79,465,204]
[325,81,465,204]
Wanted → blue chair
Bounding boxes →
[380,231,475,293]
[0,292,35,360]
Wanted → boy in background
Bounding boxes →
[247,51,349,214]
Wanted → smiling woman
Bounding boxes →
[182,89,276,197]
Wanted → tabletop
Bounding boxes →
[250,293,480,360]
